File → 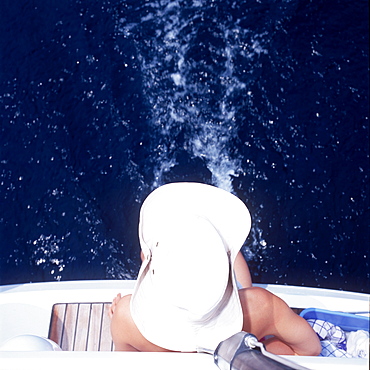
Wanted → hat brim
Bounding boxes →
[131,182,251,352]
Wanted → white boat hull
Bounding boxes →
[0,280,369,370]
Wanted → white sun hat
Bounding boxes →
[131,182,251,352]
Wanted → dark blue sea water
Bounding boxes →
[0,0,369,292]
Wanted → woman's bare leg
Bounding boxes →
[238,287,321,356]
[110,294,171,351]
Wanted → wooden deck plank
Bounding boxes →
[74,304,92,351]
[60,303,79,351]
[86,303,104,351]
[100,303,114,351]
[48,303,67,345]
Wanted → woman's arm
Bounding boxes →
[234,251,252,288]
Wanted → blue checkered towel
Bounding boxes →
[307,319,351,358]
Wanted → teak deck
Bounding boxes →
[48,303,114,351]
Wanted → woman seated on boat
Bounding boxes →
[109,182,321,356]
